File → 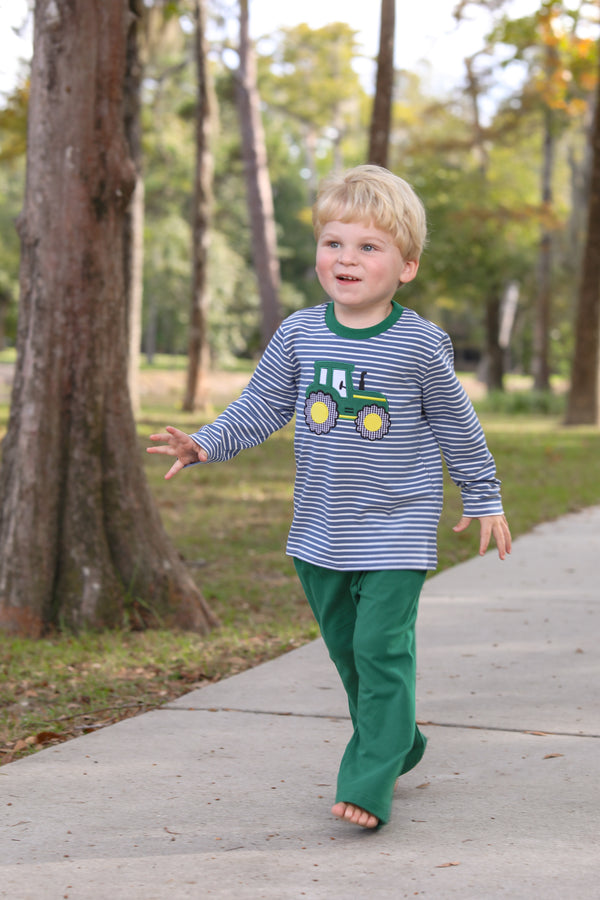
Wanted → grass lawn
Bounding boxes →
[1,369,599,763]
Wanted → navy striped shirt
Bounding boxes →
[191,301,503,571]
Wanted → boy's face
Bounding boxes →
[315,220,418,328]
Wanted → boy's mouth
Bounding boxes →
[337,274,360,282]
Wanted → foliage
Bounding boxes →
[488,1,598,115]
[0,4,598,375]
[476,0,599,378]
[0,82,28,161]
[474,387,566,415]
[408,2,598,381]
[0,83,27,347]
[257,21,367,179]
[0,159,22,346]
[385,76,541,375]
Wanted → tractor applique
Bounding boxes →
[304,360,391,441]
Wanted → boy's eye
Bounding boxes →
[327,240,340,248]
[362,244,375,252]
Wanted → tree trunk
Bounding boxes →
[368,0,395,168]
[465,56,504,391]
[532,231,552,391]
[485,293,505,391]
[532,107,555,392]
[236,0,282,349]
[531,60,560,396]
[183,0,213,413]
[565,47,600,426]
[123,0,145,415]
[566,106,593,274]
[0,0,218,637]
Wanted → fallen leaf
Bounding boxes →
[35,731,66,745]
[436,861,460,868]
[416,782,430,789]
[543,753,564,759]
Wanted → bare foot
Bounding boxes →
[332,801,379,829]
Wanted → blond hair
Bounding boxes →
[312,165,427,261]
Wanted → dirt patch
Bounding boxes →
[0,364,252,408]
[456,373,486,401]
[138,368,251,407]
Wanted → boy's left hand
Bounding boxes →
[453,514,512,560]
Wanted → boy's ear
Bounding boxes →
[399,259,419,285]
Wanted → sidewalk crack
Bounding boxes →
[160,705,599,738]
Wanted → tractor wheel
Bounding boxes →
[304,390,339,434]
[355,404,391,441]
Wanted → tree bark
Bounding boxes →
[565,46,600,426]
[368,0,395,168]
[236,0,282,349]
[183,0,213,412]
[0,0,218,636]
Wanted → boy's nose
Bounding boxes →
[338,247,358,265]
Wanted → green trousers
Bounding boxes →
[293,560,427,825]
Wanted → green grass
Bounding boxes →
[474,389,567,417]
[0,348,16,364]
[2,384,600,764]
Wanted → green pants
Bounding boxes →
[294,560,427,825]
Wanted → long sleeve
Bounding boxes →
[189,325,300,463]
[422,335,503,517]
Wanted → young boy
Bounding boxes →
[148,165,511,830]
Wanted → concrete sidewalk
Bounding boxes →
[2,507,599,899]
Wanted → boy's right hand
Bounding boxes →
[146,426,207,480]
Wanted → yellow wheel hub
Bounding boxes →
[363,412,383,432]
[310,401,330,424]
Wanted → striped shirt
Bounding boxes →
[190,300,503,571]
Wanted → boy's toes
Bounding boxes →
[353,806,379,828]
[332,801,349,820]
[332,801,379,829]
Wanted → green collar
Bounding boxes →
[325,299,404,339]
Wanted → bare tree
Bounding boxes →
[368,0,396,168]
[0,0,218,636]
[236,0,282,348]
[565,42,600,426]
[183,0,213,412]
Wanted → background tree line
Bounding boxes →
[1,2,597,383]
[0,0,598,636]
